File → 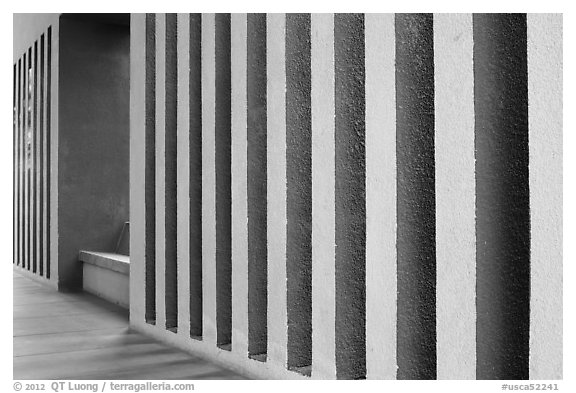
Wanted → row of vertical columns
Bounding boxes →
[131,13,562,381]
[13,30,51,280]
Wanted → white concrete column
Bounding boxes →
[201,13,218,345]
[42,32,49,277]
[177,12,191,337]
[528,13,563,380]
[266,12,288,368]
[434,13,476,380]
[365,13,397,380]
[311,13,336,380]
[34,41,41,275]
[49,22,58,282]
[18,57,24,268]
[129,13,146,324]
[155,12,167,330]
[231,12,249,356]
[24,49,30,271]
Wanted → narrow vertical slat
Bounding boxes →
[165,12,179,331]
[215,13,232,348]
[17,58,23,267]
[231,12,249,356]
[39,34,46,277]
[48,24,56,281]
[395,13,437,380]
[334,13,366,380]
[201,12,218,346]
[247,13,268,359]
[34,40,40,274]
[24,50,30,271]
[19,57,24,268]
[311,13,336,380]
[266,12,288,368]
[177,12,191,338]
[434,13,476,380]
[285,13,313,374]
[30,43,37,273]
[528,13,563,380]
[365,13,397,380]
[13,62,18,265]
[189,13,203,338]
[155,12,167,330]
[144,13,157,323]
[130,13,147,325]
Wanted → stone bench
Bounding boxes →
[78,251,129,309]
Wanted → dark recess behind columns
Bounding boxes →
[285,13,312,371]
[474,13,530,380]
[215,13,232,348]
[189,13,203,339]
[334,13,366,380]
[46,27,51,279]
[247,13,268,358]
[145,13,157,324]
[395,13,436,380]
[164,13,178,331]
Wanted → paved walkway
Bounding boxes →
[13,271,247,380]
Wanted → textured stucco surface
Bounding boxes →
[164,13,178,330]
[527,13,562,380]
[310,13,336,379]
[285,13,312,370]
[365,13,397,380]
[474,13,530,380]
[395,13,436,380]
[434,13,476,380]
[266,12,288,368]
[188,13,204,338]
[247,13,268,358]
[231,12,249,357]
[201,13,218,345]
[58,16,130,290]
[334,13,366,380]
[155,13,167,329]
[144,14,157,323]
[215,13,233,347]
[129,13,146,327]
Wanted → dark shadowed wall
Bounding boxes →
[57,16,130,290]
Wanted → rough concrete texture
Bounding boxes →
[395,13,436,380]
[265,12,288,368]
[527,13,562,380]
[310,13,336,380]
[164,13,178,331]
[129,13,147,327]
[176,13,191,338]
[155,13,168,330]
[247,13,268,358]
[201,13,218,345]
[474,13,530,380]
[58,16,130,290]
[434,14,476,380]
[188,13,204,338]
[365,13,397,380]
[285,13,312,371]
[334,13,366,380]
[144,13,157,324]
[231,12,249,357]
[214,13,233,348]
